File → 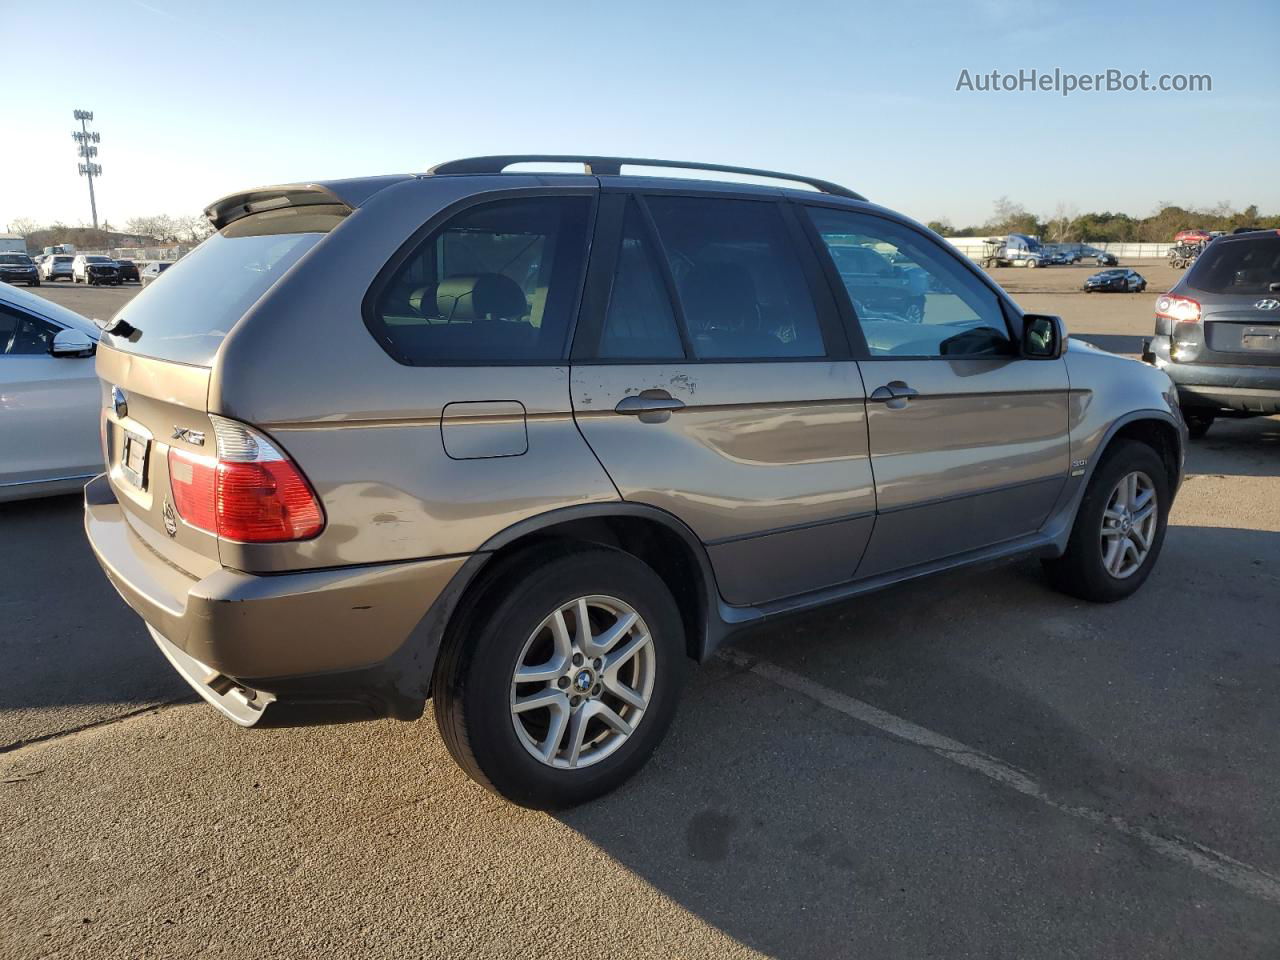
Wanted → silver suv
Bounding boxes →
[85,156,1186,808]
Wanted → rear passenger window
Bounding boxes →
[370,197,591,364]
[599,200,684,359]
[645,196,825,360]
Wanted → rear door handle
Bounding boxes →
[868,381,918,409]
[615,390,685,423]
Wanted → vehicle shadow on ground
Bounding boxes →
[1183,415,1280,478]
[553,525,1280,959]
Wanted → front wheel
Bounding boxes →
[433,547,686,809]
[1043,439,1170,602]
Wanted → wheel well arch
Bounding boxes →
[1104,416,1182,491]
[455,505,722,664]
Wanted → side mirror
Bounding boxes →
[50,328,96,358]
[1020,314,1066,359]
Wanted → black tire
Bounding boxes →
[433,546,686,809]
[1043,439,1171,603]
[30,279,39,287]
[1185,413,1214,439]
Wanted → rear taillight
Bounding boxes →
[167,416,324,543]
[1155,293,1201,324]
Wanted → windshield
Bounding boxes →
[86,256,113,263]
[1186,235,1280,296]
[0,254,32,264]
[106,204,346,366]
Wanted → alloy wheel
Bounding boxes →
[509,595,656,769]
[1099,470,1158,579]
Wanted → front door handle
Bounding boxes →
[868,381,918,410]
[615,390,686,423]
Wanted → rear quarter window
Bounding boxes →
[367,196,591,365]
[1186,235,1280,296]
[105,204,347,366]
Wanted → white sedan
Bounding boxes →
[0,283,101,501]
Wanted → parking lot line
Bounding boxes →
[718,648,1280,906]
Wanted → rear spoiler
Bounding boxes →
[204,175,414,230]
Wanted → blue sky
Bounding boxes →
[2,0,1277,231]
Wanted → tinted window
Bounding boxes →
[0,307,58,356]
[645,196,824,360]
[807,207,1010,358]
[598,200,684,359]
[104,205,344,366]
[1186,235,1280,296]
[0,254,32,265]
[371,197,590,365]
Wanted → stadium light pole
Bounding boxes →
[72,109,102,230]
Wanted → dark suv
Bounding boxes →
[1146,230,1280,436]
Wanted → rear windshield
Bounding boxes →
[107,204,347,366]
[1186,234,1280,296]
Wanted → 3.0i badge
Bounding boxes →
[162,498,178,538]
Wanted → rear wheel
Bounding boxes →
[1185,412,1214,439]
[433,547,686,809]
[1044,439,1170,602]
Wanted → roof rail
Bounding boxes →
[427,155,866,201]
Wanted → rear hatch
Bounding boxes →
[1181,233,1280,366]
[97,199,349,575]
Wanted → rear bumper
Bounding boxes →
[1146,338,1280,414]
[83,474,470,725]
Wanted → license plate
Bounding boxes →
[1241,326,1280,351]
[120,430,150,489]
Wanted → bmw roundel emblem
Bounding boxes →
[111,385,128,420]
[162,499,178,538]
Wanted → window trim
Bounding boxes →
[574,191,847,365]
[360,186,599,367]
[799,201,1021,362]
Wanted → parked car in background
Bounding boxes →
[139,260,172,287]
[1084,269,1146,293]
[84,155,1185,809]
[1175,229,1212,246]
[1146,229,1280,437]
[40,254,75,282]
[72,254,121,286]
[1056,244,1116,266]
[113,258,140,283]
[0,252,40,286]
[0,281,101,501]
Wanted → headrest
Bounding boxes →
[681,263,757,332]
[408,285,437,315]
[436,273,529,321]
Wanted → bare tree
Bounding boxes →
[7,217,42,237]
[1047,202,1079,242]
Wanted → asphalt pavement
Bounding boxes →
[2,277,1278,959]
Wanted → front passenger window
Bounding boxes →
[0,307,58,355]
[807,208,1011,359]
